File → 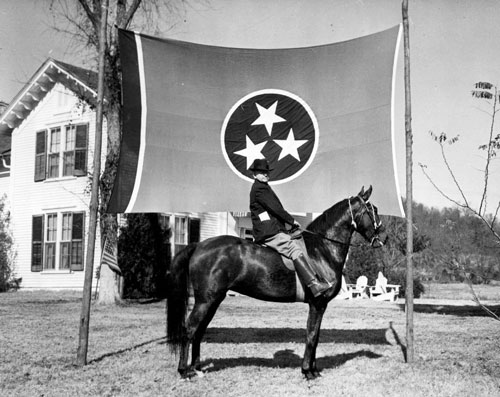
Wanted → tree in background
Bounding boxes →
[420,82,500,246]
[345,206,428,298]
[0,196,16,292]
[420,82,500,317]
[48,0,202,303]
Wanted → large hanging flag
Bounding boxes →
[109,26,404,216]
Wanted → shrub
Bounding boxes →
[118,214,171,299]
[0,196,15,292]
[389,270,425,298]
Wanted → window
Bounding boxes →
[174,217,188,255]
[35,123,88,181]
[34,131,47,182]
[173,216,200,255]
[63,124,88,176]
[240,228,254,242]
[159,214,170,231]
[44,214,57,270]
[189,218,200,244]
[31,216,44,272]
[31,212,85,272]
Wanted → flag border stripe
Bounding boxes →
[125,33,148,213]
[391,24,405,217]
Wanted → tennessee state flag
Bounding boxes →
[109,26,404,216]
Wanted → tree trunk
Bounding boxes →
[97,262,121,304]
[97,100,122,304]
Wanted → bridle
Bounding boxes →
[348,195,385,247]
[299,195,385,247]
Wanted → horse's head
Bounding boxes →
[348,186,387,248]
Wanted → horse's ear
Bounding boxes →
[360,185,373,201]
[358,186,365,197]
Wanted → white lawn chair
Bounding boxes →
[350,275,368,299]
[369,272,399,302]
[334,275,353,300]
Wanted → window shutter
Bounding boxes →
[74,124,88,176]
[31,215,44,272]
[34,130,47,182]
[70,212,85,271]
[188,218,201,243]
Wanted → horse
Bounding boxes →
[166,186,387,380]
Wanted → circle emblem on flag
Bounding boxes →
[221,89,319,184]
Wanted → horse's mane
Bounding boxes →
[302,198,350,262]
[306,198,349,234]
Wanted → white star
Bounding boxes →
[274,129,308,161]
[234,135,267,169]
[251,101,286,135]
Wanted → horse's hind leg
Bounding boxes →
[190,293,226,372]
[180,292,226,377]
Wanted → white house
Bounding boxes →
[0,59,241,290]
[0,59,107,290]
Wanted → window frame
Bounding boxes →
[31,211,85,272]
[35,123,88,181]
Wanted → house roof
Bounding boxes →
[0,59,99,141]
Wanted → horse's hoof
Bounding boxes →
[302,370,318,381]
[179,369,198,380]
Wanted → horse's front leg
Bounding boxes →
[302,301,326,380]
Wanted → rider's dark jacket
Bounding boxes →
[250,179,295,243]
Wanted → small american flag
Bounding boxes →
[101,237,121,275]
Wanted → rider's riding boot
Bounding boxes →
[293,254,332,298]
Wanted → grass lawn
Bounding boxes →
[1,285,499,396]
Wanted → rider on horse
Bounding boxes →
[249,158,332,298]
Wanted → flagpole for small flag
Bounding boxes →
[76,0,109,366]
[402,0,415,363]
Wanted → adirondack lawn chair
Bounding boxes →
[349,275,368,299]
[334,275,353,300]
[369,272,400,302]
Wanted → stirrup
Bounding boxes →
[308,279,332,297]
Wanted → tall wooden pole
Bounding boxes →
[76,0,109,366]
[402,0,415,363]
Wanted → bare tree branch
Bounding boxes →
[465,273,500,321]
[77,0,99,32]
[419,163,467,209]
[479,86,498,215]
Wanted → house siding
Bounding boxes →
[200,212,238,241]
[10,84,106,289]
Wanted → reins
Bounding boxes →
[296,195,383,248]
[300,229,355,246]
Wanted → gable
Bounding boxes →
[0,59,98,139]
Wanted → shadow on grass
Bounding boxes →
[397,303,500,317]
[202,348,382,373]
[204,327,390,345]
[87,327,394,366]
[89,336,166,364]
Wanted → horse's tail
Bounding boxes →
[166,242,198,355]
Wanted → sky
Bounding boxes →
[1,0,500,212]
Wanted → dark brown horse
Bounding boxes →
[166,186,387,380]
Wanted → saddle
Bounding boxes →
[255,231,330,302]
[258,230,330,281]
